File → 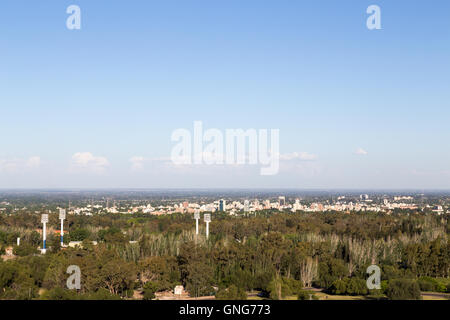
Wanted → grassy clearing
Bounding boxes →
[313,292,366,300]
[246,291,367,300]
[422,295,447,301]
[247,290,450,301]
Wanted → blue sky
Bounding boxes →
[1,0,449,189]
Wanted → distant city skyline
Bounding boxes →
[1,1,449,189]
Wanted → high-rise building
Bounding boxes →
[219,199,226,212]
[244,200,250,212]
[293,199,301,211]
[278,196,286,207]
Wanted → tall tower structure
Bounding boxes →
[59,209,66,247]
[194,211,200,235]
[219,199,226,212]
[204,214,211,239]
[278,196,286,207]
[41,214,48,254]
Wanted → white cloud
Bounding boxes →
[129,156,145,171]
[26,156,41,168]
[132,151,318,174]
[0,159,19,173]
[279,161,322,176]
[127,151,320,177]
[355,148,368,155]
[279,152,318,161]
[0,156,41,173]
[71,152,109,174]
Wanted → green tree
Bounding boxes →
[13,243,38,256]
[215,285,247,300]
[85,288,121,300]
[185,261,214,298]
[41,287,79,300]
[317,258,348,289]
[386,279,421,300]
[330,279,348,295]
[346,278,368,295]
[297,290,318,300]
[100,259,136,296]
[0,260,38,299]
[267,277,292,300]
[142,281,158,300]
[70,228,90,241]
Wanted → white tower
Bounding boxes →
[59,209,66,247]
[41,214,49,254]
[204,214,211,239]
[194,211,200,235]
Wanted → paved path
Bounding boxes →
[421,292,450,299]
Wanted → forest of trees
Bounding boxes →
[0,210,449,300]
